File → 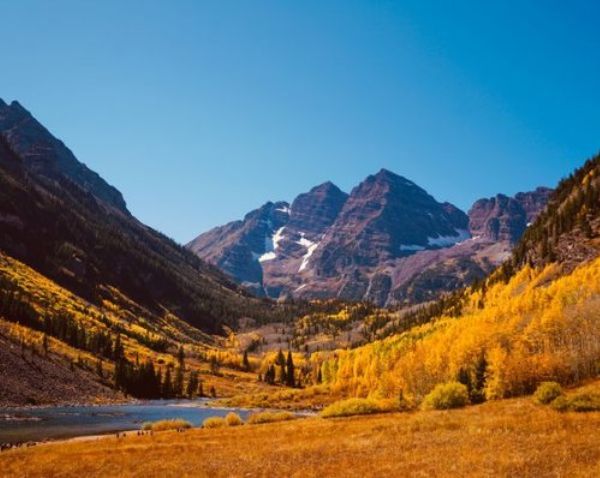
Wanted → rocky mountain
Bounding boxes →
[188,169,552,305]
[0,99,127,211]
[0,99,276,333]
[469,188,552,242]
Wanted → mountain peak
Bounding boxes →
[0,98,6,108]
[0,99,128,212]
[310,180,344,195]
[287,181,348,235]
[371,168,416,187]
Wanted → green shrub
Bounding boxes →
[225,412,244,426]
[141,419,192,432]
[551,393,600,412]
[533,382,563,404]
[321,398,394,418]
[247,411,295,425]
[203,416,227,429]
[421,382,470,410]
[550,395,569,412]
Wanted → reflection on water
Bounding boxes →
[0,400,250,444]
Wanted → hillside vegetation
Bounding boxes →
[0,252,271,405]
[305,154,600,407]
[316,257,600,403]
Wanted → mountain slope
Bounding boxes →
[0,99,276,334]
[189,170,550,305]
[314,153,600,404]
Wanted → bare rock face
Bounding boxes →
[515,187,554,223]
[0,100,127,212]
[287,182,348,235]
[187,201,289,294]
[468,195,526,242]
[311,169,469,278]
[468,187,553,243]
[188,168,552,306]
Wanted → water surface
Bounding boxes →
[0,400,250,444]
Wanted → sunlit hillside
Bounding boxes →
[294,155,599,406]
[0,252,271,405]
[316,257,600,403]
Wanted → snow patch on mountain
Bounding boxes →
[296,232,319,272]
[427,229,471,248]
[400,244,426,252]
[258,226,286,262]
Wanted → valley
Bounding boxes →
[5,381,600,477]
[1,98,599,477]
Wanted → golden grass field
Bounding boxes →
[2,395,600,478]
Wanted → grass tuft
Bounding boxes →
[225,412,244,426]
[142,419,192,432]
[533,382,563,404]
[551,392,600,412]
[247,411,295,425]
[203,416,227,429]
[321,398,395,418]
[421,382,469,410]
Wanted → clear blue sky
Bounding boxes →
[1,1,599,243]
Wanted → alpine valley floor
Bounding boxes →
[3,381,600,478]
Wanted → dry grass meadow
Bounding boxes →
[2,395,600,478]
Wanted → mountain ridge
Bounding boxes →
[0,99,278,334]
[188,169,551,305]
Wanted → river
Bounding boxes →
[0,399,251,444]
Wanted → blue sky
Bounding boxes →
[1,1,599,243]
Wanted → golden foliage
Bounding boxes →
[246,411,295,425]
[142,419,192,432]
[318,258,600,402]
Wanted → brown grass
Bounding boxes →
[2,394,600,477]
[246,411,295,425]
[141,419,191,432]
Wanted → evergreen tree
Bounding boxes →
[279,361,287,384]
[243,350,250,371]
[209,355,220,375]
[113,334,124,361]
[174,366,184,397]
[177,346,185,368]
[162,367,173,398]
[286,351,295,387]
[186,370,199,397]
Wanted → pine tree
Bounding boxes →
[186,370,199,397]
[286,351,295,387]
[162,367,173,398]
[174,366,184,397]
[209,356,220,375]
[279,361,287,385]
[243,350,250,371]
[113,334,124,361]
[178,346,185,368]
